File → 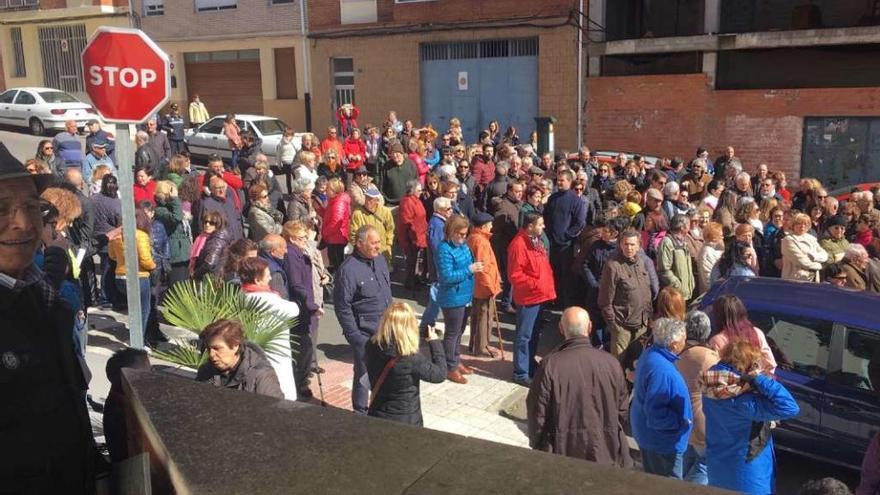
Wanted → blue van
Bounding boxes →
[698,276,880,469]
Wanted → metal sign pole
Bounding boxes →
[115,124,144,349]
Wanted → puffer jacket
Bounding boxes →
[108,230,155,277]
[154,196,192,265]
[436,240,475,308]
[193,228,233,280]
[196,341,284,399]
[365,338,447,425]
[322,192,351,246]
[247,203,283,242]
[702,363,800,495]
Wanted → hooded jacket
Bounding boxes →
[365,338,446,425]
[701,363,800,494]
[196,341,284,399]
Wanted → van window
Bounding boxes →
[749,311,833,376]
[834,327,880,394]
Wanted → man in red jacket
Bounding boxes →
[508,211,556,387]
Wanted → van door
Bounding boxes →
[749,311,833,457]
[820,324,880,468]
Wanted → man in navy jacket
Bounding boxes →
[543,169,586,306]
[333,225,393,414]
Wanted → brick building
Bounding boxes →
[583,0,880,189]
[0,0,129,97]
[306,0,583,151]
[130,0,307,128]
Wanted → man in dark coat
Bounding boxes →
[197,175,244,240]
[134,130,161,171]
[258,234,289,299]
[333,225,393,414]
[284,231,320,399]
[146,118,171,167]
[85,119,115,159]
[492,182,523,310]
[381,142,417,206]
[482,162,509,214]
[543,169,587,306]
[0,143,95,494]
[527,307,632,468]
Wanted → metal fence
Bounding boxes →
[38,24,87,94]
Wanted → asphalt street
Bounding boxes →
[0,126,863,494]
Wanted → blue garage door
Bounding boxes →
[420,38,538,143]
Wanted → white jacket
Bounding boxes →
[781,232,828,282]
[698,244,723,289]
[244,291,300,401]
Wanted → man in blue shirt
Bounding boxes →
[81,141,114,188]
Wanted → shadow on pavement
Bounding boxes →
[317,343,353,363]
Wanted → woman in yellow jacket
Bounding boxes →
[109,209,156,344]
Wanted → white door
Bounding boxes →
[11,90,38,128]
[0,90,19,126]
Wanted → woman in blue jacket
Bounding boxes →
[701,340,800,495]
[436,214,482,385]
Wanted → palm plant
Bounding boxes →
[155,278,297,369]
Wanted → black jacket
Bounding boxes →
[194,228,233,280]
[90,193,121,253]
[135,143,160,171]
[365,339,446,425]
[196,342,283,398]
[68,190,96,255]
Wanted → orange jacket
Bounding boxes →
[468,229,501,298]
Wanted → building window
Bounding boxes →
[184,49,258,63]
[0,0,38,10]
[195,0,236,12]
[274,47,297,100]
[605,0,705,41]
[144,0,164,16]
[340,0,377,24]
[332,57,355,112]
[11,27,25,78]
[802,117,880,191]
[720,0,880,33]
[601,51,702,76]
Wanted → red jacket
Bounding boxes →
[197,171,244,211]
[336,105,360,138]
[133,180,156,206]
[471,155,495,188]
[321,191,351,245]
[321,136,344,160]
[343,138,367,171]
[397,194,428,251]
[508,230,556,306]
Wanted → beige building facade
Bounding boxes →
[131,0,308,129]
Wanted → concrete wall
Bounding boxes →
[132,0,302,41]
[309,25,580,150]
[584,73,880,179]
[158,36,308,130]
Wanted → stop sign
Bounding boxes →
[81,27,170,123]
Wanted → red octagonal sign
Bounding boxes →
[81,27,170,123]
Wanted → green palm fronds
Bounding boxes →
[155,278,298,369]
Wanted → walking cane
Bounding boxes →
[311,338,327,407]
[491,298,505,360]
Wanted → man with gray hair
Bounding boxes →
[675,310,720,485]
[333,224,393,414]
[630,317,693,479]
[526,307,632,468]
[841,242,880,292]
[134,130,160,171]
[657,214,696,300]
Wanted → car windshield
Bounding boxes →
[39,91,79,103]
[251,119,287,136]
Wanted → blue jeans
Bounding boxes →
[419,283,440,329]
[441,306,467,371]
[349,335,370,415]
[115,277,151,343]
[513,304,544,380]
[682,444,708,485]
[641,449,684,479]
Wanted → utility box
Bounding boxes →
[534,116,557,158]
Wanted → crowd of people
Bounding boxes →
[5,102,880,494]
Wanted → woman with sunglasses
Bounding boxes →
[190,211,231,280]
[35,139,61,176]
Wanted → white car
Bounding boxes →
[0,87,99,135]
[185,114,303,164]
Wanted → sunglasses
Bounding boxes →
[259,194,269,199]
[458,165,469,169]
[203,220,218,226]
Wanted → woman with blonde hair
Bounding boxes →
[365,302,446,425]
[781,212,828,282]
[89,164,112,196]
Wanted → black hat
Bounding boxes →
[353,166,368,175]
[826,215,848,229]
[0,142,53,191]
[472,212,494,226]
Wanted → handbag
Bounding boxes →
[368,356,398,412]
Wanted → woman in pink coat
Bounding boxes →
[321,177,351,272]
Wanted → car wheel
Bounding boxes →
[29,118,45,136]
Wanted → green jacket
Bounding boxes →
[154,196,193,265]
[381,159,417,205]
[657,234,695,300]
[819,237,849,264]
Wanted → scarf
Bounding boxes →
[701,368,751,400]
[240,283,280,297]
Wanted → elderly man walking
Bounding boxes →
[631,318,693,479]
[334,225,393,414]
[527,307,632,468]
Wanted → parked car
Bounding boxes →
[185,114,303,164]
[0,87,98,135]
[698,276,880,470]
[829,182,880,202]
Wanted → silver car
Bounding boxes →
[0,87,98,135]
[185,114,303,164]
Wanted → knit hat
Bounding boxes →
[390,142,404,155]
[826,215,848,229]
[472,212,494,227]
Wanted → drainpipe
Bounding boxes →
[576,0,584,147]
[300,0,313,132]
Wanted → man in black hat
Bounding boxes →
[0,143,95,493]
[85,119,114,160]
